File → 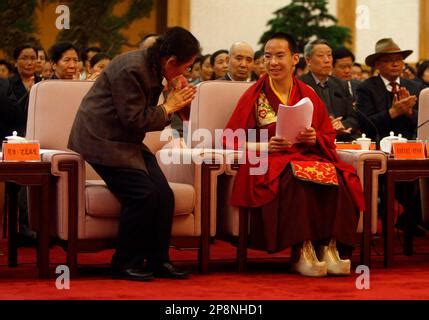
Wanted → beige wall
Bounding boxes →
[355,0,419,63]
[189,0,425,63]
[190,0,301,54]
[3,1,428,64]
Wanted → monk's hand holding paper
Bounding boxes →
[268,136,292,153]
[296,127,316,146]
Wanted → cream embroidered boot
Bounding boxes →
[291,240,327,277]
[317,238,351,276]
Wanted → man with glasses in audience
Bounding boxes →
[356,38,426,238]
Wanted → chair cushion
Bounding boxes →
[85,180,195,218]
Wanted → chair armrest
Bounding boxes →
[156,148,224,184]
[337,149,387,234]
[40,149,85,177]
[40,149,87,239]
[336,149,387,182]
[156,147,225,237]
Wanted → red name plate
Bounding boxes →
[335,143,361,150]
[392,142,426,159]
[2,142,40,161]
[335,142,376,150]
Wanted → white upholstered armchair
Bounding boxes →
[184,80,387,271]
[25,80,223,275]
[418,88,429,224]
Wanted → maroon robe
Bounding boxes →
[223,75,364,211]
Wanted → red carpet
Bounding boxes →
[1,235,429,300]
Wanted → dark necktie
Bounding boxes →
[390,81,399,98]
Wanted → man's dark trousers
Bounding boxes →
[90,150,174,269]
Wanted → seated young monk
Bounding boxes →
[222,32,364,277]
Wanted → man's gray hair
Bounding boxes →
[229,41,254,56]
[303,39,331,58]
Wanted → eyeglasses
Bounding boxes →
[377,56,404,63]
[18,56,37,62]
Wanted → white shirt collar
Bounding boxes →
[380,75,400,92]
[227,73,252,82]
[311,72,328,86]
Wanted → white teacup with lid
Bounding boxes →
[380,131,407,153]
[354,133,372,150]
[5,131,27,143]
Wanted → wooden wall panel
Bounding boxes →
[337,0,357,53]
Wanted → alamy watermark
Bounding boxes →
[56,5,70,30]
[158,126,269,175]
[55,265,70,289]
[355,5,370,30]
[355,265,370,290]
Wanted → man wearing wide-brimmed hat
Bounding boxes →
[356,38,426,237]
[356,37,422,141]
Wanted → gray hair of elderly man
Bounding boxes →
[303,39,331,58]
[229,41,254,56]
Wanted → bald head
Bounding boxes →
[228,42,254,81]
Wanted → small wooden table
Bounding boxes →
[383,158,429,267]
[0,161,55,278]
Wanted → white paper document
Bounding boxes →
[275,97,314,144]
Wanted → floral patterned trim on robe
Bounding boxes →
[255,91,277,127]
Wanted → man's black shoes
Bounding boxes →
[112,268,154,281]
[111,262,189,281]
[149,262,189,279]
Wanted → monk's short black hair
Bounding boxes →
[265,33,299,54]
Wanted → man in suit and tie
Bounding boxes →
[299,39,359,142]
[68,27,200,281]
[332,47,361,99]
[356,38,425,238]
[356,38,423,141]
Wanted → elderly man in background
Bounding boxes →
[299,39,359,142]
[221,42,254,82]
[356,37,426,239]
[356,38,422,141]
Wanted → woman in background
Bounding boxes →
[192,54,213,85]
[210,49,229,79]
[35,47,48,78]
[416,60,429,88]
[87,53,111,80]
[0,60,14,78]
[49,42,79,80]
